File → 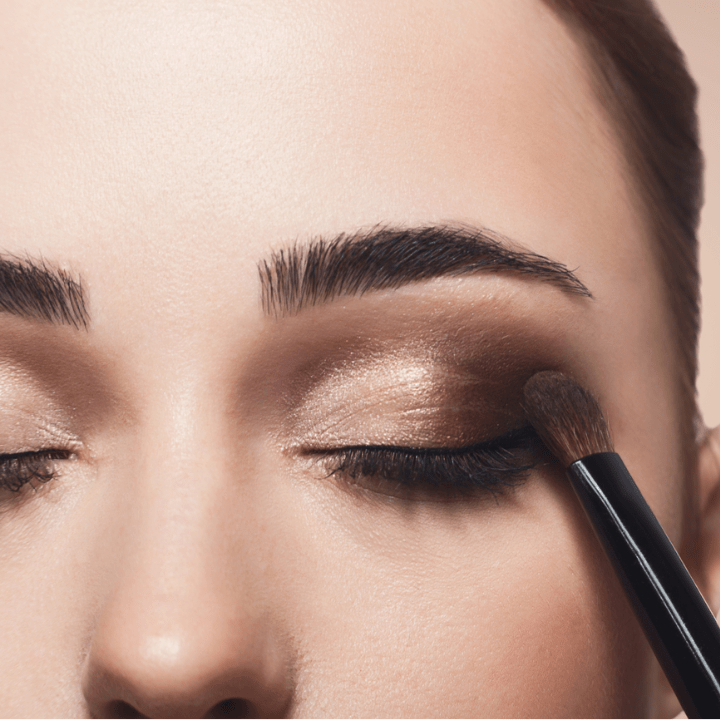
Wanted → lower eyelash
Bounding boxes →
[0,450,72,493]
[313,425,541,499]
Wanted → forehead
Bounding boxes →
[0,0,638,260]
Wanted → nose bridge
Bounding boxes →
[82,375,291,717]
[121,373,238,596]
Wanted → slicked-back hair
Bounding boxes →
[544,0,702,406]
[543,0,703,388]
[542,0,703,524]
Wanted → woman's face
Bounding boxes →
[0,0,699,716]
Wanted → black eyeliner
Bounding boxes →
[313,424,541,498]
[0,449,70,492]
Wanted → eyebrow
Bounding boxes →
[259,224,592,316]
[0,256,89,329]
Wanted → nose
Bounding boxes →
[84,610,288,718]
[81,433,291,718]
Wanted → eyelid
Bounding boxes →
[309,425,542,501]
[304,425,539,455]
[0,448,74,493]
[0,434,83,457]
[0,388,84,454]
[280,335,555,453]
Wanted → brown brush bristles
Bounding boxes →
[522,371,614,467]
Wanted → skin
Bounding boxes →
[0,0,719,716]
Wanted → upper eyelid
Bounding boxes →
[303,425,539,456]
[0,436,84,456]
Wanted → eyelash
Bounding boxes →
[0,427,541,499]
[0,450,72,493]
[313,425,541,500]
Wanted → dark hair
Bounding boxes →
[542,0,703,491]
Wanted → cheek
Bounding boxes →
[285,467,655,716]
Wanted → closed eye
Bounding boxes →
[308,425,542,501]
[0,449,73,493]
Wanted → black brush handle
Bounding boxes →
[569,452,720,718]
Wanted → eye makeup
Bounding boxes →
[283,340,556,502]
[309,425,541,501]
[0,449,73,493]
[245,278,587,504]
[0,320,127,504]
[0,279,581,507]
[0,361,84,498]
[255,288,585,504]
[287,340,543,440]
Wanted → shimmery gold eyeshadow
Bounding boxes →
[0,362,82,454]
[287,349,530,449]
[0,318,122,443]
[281,339,568,453]
[242,283,582,455]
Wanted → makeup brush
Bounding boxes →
[522,371,720,719]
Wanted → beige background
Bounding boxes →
[653,0,720,426]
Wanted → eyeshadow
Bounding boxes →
[285,342,548,450]
[0,320,123,443]
[0,361,82,453]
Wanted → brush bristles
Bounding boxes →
[522,371,614,467]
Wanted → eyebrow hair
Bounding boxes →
[259,224,592,316]
[0,256,89,329]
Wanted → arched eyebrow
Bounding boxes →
[259,224,592,317]
[0,256,89,329]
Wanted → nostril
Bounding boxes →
[206,698,254,718]
[102,697,254,718]
[104,700,147,718]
